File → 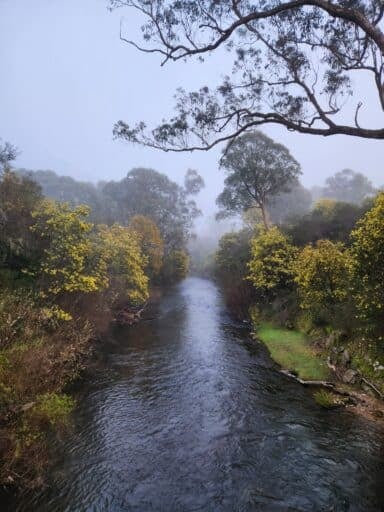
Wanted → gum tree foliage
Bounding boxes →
[350,192,384,336]
[111,0,384,150]
[216,131,301,228]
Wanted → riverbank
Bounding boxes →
[253,323,384,424]
[255,324,329,381]
[0,289,163,491]
[5,277,384,512]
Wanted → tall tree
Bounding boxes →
[112,0,384,150]
[216,131,301,229]
[101,167,203,250]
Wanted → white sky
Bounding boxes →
[0,0,383,217]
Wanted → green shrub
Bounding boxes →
[32,393,75,428]
[313,390,342,409]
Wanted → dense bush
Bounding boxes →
[350,192,384,339]
[215,229,255,317]
[294,240,354,329]
[247,227,297,299]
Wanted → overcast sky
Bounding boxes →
[0,0,383,217]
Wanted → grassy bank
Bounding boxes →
[255,323,329,381]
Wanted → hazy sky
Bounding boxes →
[1,0,383,216]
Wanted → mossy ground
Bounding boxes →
[256,323,329,381]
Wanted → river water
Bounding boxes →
[11,278,384,511]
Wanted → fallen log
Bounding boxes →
[361,376,384,400]
[280,370,358,404]
[280,369,335,388]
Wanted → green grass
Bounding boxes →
[256,323,329,380]
[313,390,341,409]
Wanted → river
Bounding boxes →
[10,277,384,511]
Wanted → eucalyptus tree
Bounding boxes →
[111,0,384,150]
[216,131,301,229]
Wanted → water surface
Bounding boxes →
[12,278,384,511]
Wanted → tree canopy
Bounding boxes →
[111,0,384,150]
[101,167,203,251]
[216,131,301,228]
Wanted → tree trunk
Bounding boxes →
[260,203,270,230]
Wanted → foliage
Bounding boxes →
[101,167,202,252]
[0,290,92,487]
[17,169,105,222]
[255,323,329,381]
[161,250,189,283]
[0,139,18,171]
[184,168,205,195]
[112,1,384,149]
[31,200,107,302]
[294,240,353,326]
[0,170,43,271]
[98,224,149,306]
[215,228,255,316]
[346,340,384,395]
[215,229,252,279]
[350,192,384,337]
[313,390,341,409]
[287,199,368,246]
[216,131,301,228]
[129,215,164,279]
[322,169,376,205]
[247,227,298,297]
[32,393,75,428]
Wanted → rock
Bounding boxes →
[341,349,351,366]
[20,401,35,412]
[342,369,359,384]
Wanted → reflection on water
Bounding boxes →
[11,278,384,511]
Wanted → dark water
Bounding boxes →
[11,278,384,511]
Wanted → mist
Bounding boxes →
[1,0,383,231]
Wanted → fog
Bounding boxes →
[1,0,383,224]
